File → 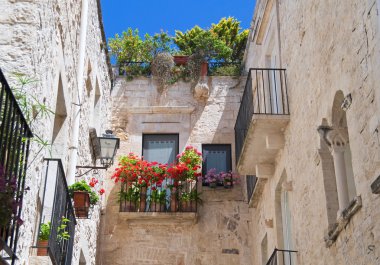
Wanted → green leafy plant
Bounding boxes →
[117,187,140,203]
[189,189,203,205]
[10,73,54,164]
[38,222,51,241]
[56,217,70,242]
[68,180,99,205]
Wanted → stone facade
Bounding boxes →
[241,0,380,264]
[98,76,252,265]
[0,0,111,264]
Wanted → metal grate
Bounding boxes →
[0,69,33,265]
[246,175,257,203]
[37,159,76,265]
[234,68,289,163]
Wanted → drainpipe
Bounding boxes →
[67,0,89,185]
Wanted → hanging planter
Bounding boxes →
[73,191,91,218]
[200,62,208,76]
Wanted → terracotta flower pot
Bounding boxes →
[139,186,147,212]
[37,240,49,256]
[170,193,177,212]
[200,62,208,76]
[73,191,90,218]
[224,181,232,189]
[173,55,189,65]
[122,201,135,212]
[181,201,189,212]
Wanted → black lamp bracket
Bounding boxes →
[75,165,107,178]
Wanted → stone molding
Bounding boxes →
[324,195,362,247]
[126,106,195,114]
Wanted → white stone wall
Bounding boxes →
[244,0,380,264]
[0,0,111,264]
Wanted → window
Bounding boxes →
[142,134,179,164]
[202,144,232,177]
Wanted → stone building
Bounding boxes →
[98,75,252,265]
[239,0,380,264]
[0,0,112,264]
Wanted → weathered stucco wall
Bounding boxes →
[99,76,252,265]
[0,0,111,264]
[244,0,380,264]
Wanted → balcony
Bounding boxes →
[33,159,76,265]
[118,179,198,223]
[266,248,297,265]
[0,69,33,265]
[235,68,290,176]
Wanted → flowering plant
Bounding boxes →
[68,180,99,205]
[0,165,22,226]
[204,169,240,187]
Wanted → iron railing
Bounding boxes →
[0,69,33,265]
[114,62,151,78]
[207,62,242,76]
[266,248,297,265]
[234,68,289,163]
[246,175,257,203]
[36,159,76,265]
[119,179,198,213]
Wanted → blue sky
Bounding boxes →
[100,0,256,40]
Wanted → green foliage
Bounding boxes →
[118,187,140,203]
[10,73,54,160]
[210,64,242,76]
[174,26,232,61]
[108,28,173,64]
[56,217,70,242]
[68,180,99,205]
[38,222,51,241]
[210,17,249,61]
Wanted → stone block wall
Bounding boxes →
[98,76,252,265]
[0,0,111,264]
[243,0,380,264]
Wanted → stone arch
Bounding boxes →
[318,118,339,228]
[275,170,295,252]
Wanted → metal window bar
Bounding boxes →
[35,159,76,265]
[119,178,198,213]
[207,62,242,76]
[0,69,33,265]
[246,175,257,203]
[114,62,151,78]
[265,248,298,265]
[234,68,289,163]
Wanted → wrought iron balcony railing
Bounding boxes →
[35,159,76,265]
[234,68,289,163]
[266,248,298,265]
[246,175,257,203]
[0,69,33,265]
[119,179,198,213]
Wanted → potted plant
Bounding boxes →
[37,222,50,256]
[179,192,191,212]
[68,180,99,218]
[149,188,167,212]
[118,186,139,212]
[204,168,219,188]
[188,189,202,212]
[168,185,178,212]
[219,171,240,189]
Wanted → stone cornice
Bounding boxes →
[126,106,195,114]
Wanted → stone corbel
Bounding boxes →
[256,164,274,179]
[264,218,274,228]
[265,134,285,150]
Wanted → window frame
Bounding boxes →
[142,133,179,164]
[201,144,232,181]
